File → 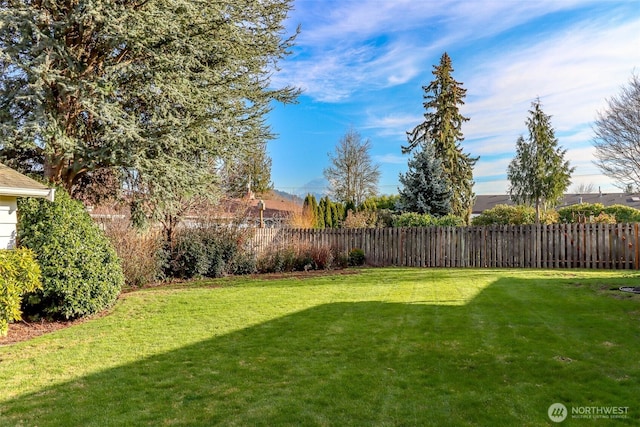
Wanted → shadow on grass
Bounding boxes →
[2,276,639,426]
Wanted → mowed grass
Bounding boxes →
[1,268,639,426]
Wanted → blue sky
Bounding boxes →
[267,0,640,197]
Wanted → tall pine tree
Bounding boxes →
[398,140,452,216]
[404,52,477,222]
[507,99,574,221]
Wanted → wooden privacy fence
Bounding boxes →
[251,224,640,269]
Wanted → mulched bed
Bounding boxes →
[1,319,85,346]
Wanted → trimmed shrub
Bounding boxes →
[349,248,366,266]
[0,249,41,336]
[472,204,557,225]
[472,204,535,225]
[603,205,640,223]
[167,223,255,279]
[558,203,640,223]
[392,212,434,227]
[392,212,464,227]
[18,190,124,320]
[230,251,258,275]
[435,214,466,227]
[557,203,605,223]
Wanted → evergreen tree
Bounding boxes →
[330,202,340,228]
[335,202,346,224]
[321,197,333,228]
[302,194,318,227]
[315,199,325,229]
[0,0,299,239]
[507,99,574,221]
[398,140,452,216]
[221,142,274,197]
[344,200,356,214]
[404,53,477,221]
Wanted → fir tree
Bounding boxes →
[398,140,452,216]
[221,142,274,197]
[404,53,477,221]
[507,99,574,221]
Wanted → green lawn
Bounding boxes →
[1,268,639,426]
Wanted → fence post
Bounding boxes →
[635,223,639,270]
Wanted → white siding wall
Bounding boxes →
[0,196,18,249]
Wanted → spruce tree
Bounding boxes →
[507,99,574,221]
[398,140,452,216]
[404,53,477,221]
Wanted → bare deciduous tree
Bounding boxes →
[572,182,596,194]
[324,129,381,207]
[593,73,640,191]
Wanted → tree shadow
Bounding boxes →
[1,276,639,426]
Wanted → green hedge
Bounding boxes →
[168,225,256,279]
[472,204,558,225]
[18,189,124,320]
[557,203,640,223]
[603,205,640,223]
[392,212,465,227]
[557,203,605,223]
[0,248,41,336]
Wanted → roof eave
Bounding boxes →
[0,187,55,201]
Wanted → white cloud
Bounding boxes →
[363,112,424,138]
[374,153,407,165]
[474,179,510,195]
[278,0,611,102]
[271,1,638,194]
[474,157,512,180]
[463,18,640,133]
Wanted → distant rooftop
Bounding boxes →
[473,193,640,214]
